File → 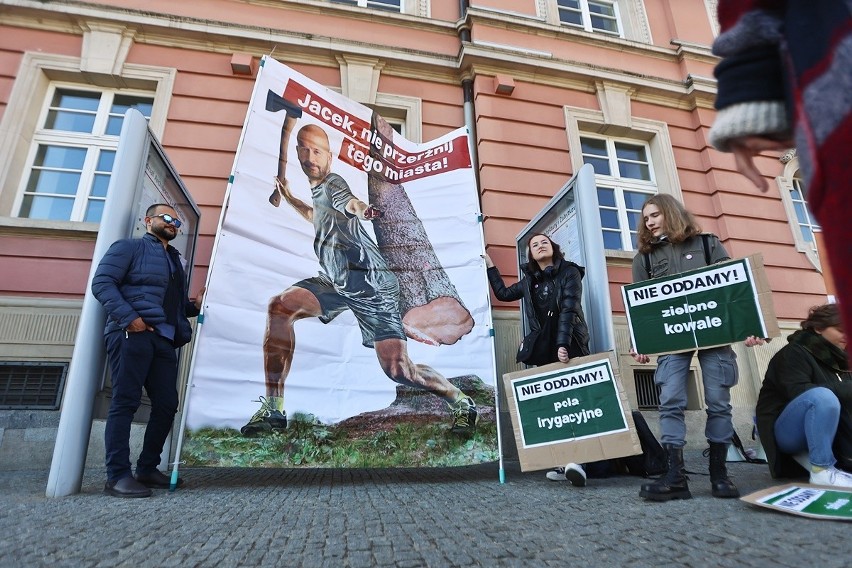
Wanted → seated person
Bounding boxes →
[756,304,852,487]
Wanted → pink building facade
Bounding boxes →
[0,0,828,466]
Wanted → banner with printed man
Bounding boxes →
[622,254,779,355]
[183,56,497,468]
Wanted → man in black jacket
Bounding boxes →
[91,204,203,498]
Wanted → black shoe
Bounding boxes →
[104,476,152,498]
[711,477,740,498]
[639,477,692,501]
[135,469,184,489]
[240,397,288,436]
[708,442,740,498]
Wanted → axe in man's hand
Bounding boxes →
[266,89,303,207]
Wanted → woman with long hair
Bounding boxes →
[485,232,590,485]
[630,194,762,501]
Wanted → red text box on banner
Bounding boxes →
[339,135,472,183]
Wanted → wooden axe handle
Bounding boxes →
[269,114,298,207]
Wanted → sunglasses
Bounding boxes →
[152,213,182,228]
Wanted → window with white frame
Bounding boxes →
[580,135,657,250]
[330,0,402,12]
[788,174,820,253]
[388,120,404,136]
[367,92,421,143]
[557,0,622,36]
[15,86,153,223]
[776,157,822,270]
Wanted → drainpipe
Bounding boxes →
[459,0,471,42]
[458,0,482,207]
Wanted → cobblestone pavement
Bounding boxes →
[1,452,848,567]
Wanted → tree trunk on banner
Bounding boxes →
[367,114,473,346]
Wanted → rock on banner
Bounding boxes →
[182,56,497,468]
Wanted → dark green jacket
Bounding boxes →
[631,233,729,283]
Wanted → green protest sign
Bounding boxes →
[744,485,852,521]
[509,358,627,448]
[622,255,776,355]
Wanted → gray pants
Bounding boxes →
[654,346,738,447]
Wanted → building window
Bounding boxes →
[369,92,422,143]
[776,157,822,271]
[14,86,153,223]
[789,175,820,253]
[580,135,657,250]
[557,0,622,36]
[330,0,402,12]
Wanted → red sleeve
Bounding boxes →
[717,0,785,32]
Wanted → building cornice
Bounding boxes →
[0,0,459,79]
[459,44,712,112]
[464,6,684,65]
[671,39,718,65]
[1,0,718,109]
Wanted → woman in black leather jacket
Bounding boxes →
[485,233,591,487]
[485,233,590,366]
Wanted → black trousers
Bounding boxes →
[104,330,178,482]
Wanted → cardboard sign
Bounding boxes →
[503,352,641,472]
[622,254,779,355]
[742,484,852,521]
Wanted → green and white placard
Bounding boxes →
[622,255,774,355]
[509,357,627,448]
[743,484,852,521]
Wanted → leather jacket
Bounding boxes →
[487,257,590,354]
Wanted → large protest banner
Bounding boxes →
[182,56,496,468]
[503,352,641,472]
[622,254,779,355]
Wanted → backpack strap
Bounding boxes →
[643,253,651,278]
[701,233,711,266]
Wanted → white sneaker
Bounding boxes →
[546,467,567,481]
[810,466,852,488]
[564,463,587,487]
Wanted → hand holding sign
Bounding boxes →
[629,349,651,364]
[622,255,779,355]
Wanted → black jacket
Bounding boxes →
[487,257,590,355]
[756,329,852,478]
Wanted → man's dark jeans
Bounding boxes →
[104,330,178,482]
